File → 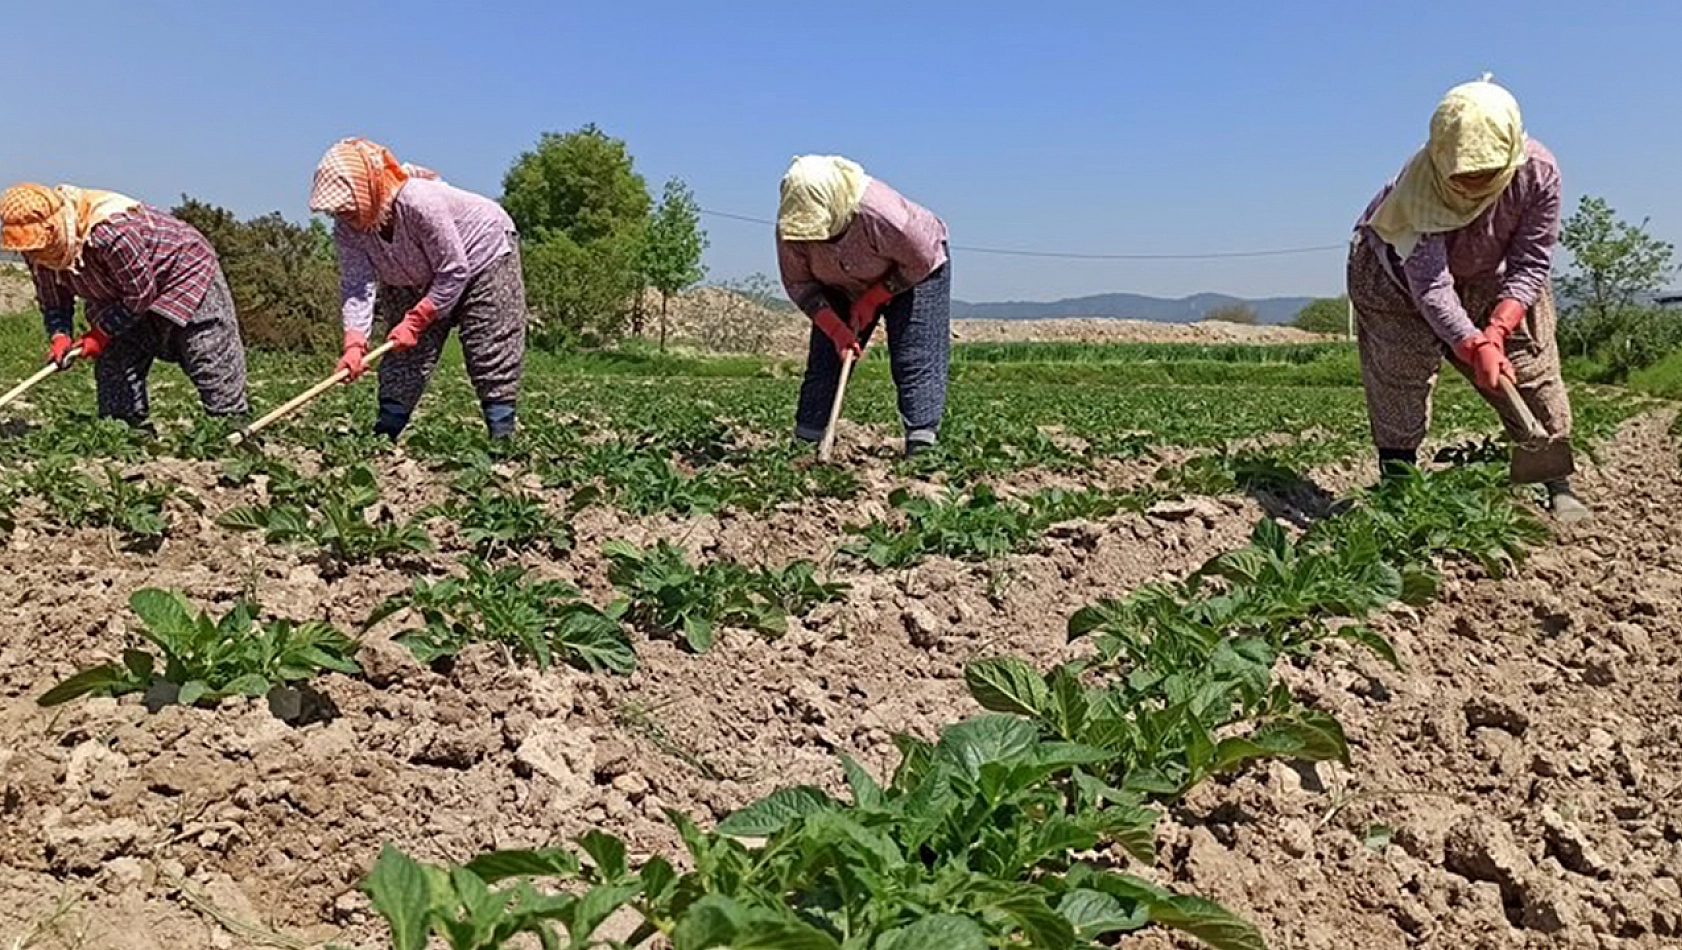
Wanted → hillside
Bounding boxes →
[951,291,1316,325]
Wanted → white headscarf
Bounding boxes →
[777,155,870,241]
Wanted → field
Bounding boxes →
[0,312,1677,950]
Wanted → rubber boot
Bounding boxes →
[373,399,411,440]
[482,400,517,440]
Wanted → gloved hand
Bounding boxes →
[337,329,369,382]
[1484,298,1526,350]
[388,298,439,351]
[47,333,76,368]
[1454,335,1516,393]
[813,306,861,359]
[74,327,110,362]
[849,283,894,332]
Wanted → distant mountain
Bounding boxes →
[951,292,1318,325]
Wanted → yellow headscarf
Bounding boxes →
[0,183,141,272]
[1369,78,1529,260]
[777,155,870,242]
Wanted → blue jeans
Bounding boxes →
[795,259,951,447]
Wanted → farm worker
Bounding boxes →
[309,138,526,440]
[776,155,951,457]
[1349,77,1588,521]
[0,183,249,427]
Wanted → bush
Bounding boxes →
[172,198,338,352]
[1292,296,1350,335]
[523,230,644,348]
[1203,302,1258,325]
[1627,347,1682,398]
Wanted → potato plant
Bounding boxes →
[39,588,360,710]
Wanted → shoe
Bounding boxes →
[1550,491,1593,524]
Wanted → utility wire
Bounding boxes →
[700,208,1345,261]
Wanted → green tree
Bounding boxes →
[1555,197,1680,371]
[172,197,339,351]
[502,127,654,346]
[501,125,651,244]
[1291,296,1350,336]
[1203,302,1258,325]
[1558,196,1675,324]
[522,230,645,348]
[641,178,709,351]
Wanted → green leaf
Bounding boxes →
[364,844,434,950]
[129,588,195,639]
[177,679,211,707]
[964,656,1052,718]
[1057,889,1149,940]
[1338,625,1401,670]
[874,915,986,950]
[715,786,839,838]
[671,894,748,950]
[935,715,1040,779]
[121,649,155,682]
[576,830,628,881]
[1147,893,1266,950]
[1363,823,1393,851]
[223,673,271,698]
[1399,563,1440,606]
[840,754,884,809]
[463,847,583,883]
[38,663,133,707]
[681,614,715,654]
[733,918,843,950]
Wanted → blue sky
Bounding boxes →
[2,1,1677,302]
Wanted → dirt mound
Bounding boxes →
[0,415,1676,949]
[951,317,1333,346]
[639,286,1334,358]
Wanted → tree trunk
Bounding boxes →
[659,293,669,353]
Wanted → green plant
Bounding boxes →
[366,715,1264,950]
[219,464,433,566]
[1290,296,1350,336]
[22,460,189,550]
[367,559,634,674]
[604,540,822,652]
[40,589,359,708]
[430,485,571,559]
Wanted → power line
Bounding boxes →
[699,208,1345,261]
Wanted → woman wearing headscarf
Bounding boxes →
[776,155,951,457]
[310,138,525,439]
[1349,78,1587,521]
[0,183,248,426]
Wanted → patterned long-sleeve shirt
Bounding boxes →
[1358,138,1561,347]
[30,205,220,338]
[777,179,949,317]
[335,178,516,335]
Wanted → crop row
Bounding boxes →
[348,460,1547,949]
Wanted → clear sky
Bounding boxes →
[2,1,1676,303]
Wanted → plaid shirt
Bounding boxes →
[31,205,220,337]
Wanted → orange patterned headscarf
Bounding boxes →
[1,183,141,271]
[309,138,437,232]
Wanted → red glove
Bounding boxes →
[1455,335,1516,393]
[47,333,75,368]
[388,297,439,351]
[849,283,894,332]
[1484,298,1526,350]
[74,327,110,362]
[337,330,369,382]
[813,306,861,359]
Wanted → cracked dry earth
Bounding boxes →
[0,412,1678,950]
